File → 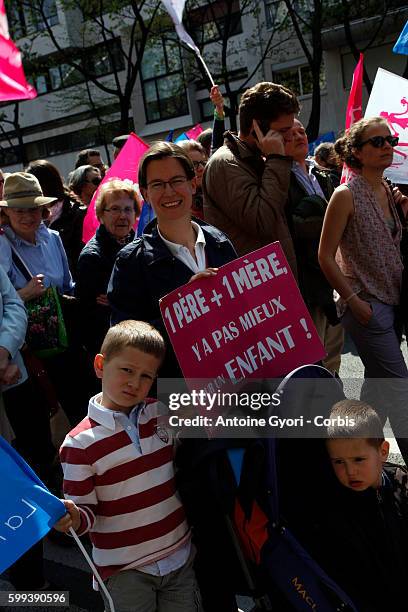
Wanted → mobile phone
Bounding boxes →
[252,119,271,139]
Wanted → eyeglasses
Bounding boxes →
[103,206,135,216]
[357,135,399,148]
[85,177,102,186]
[147,176,189,192]
[192,160,207,170]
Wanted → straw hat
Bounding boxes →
[0,172,57,208]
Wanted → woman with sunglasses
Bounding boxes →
[319,116,408,463]
[68,164,102,207]
[178,140,208,219]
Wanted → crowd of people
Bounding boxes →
[1,80,408,612]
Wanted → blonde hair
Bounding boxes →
[95,178,141,220]
[327,399,384,447]
[101,320,166,364]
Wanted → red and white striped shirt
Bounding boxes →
[60,394,190,581]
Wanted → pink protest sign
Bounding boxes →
[159,243,325,384]
[82,132,149,243]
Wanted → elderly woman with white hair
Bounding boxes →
[75,178,140,353]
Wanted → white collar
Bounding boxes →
[88,393,142,431]
[157,221,206,257]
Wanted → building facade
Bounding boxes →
[1,0,407,179]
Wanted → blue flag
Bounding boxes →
[175,132,189,142]
[393,21,408,55]
[308,131,335,155]
[137,201,156,236]
[165,129,175,142]
[0,436,66,574]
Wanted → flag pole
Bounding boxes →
[196,50,215,88]
[161,1,215,88]
[69,528,116,612]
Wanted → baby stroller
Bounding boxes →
[176,365,358,612]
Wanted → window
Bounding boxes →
[7,2,26,38]
[141,36,188,123]
[83,39,124,79]
[188,0,242,45]
[0,119,134,166]
[81,0,129,20]
[60,64,82,88]
[35,74,48,94]
[264,1,288,29]
[273,63,326,96]
[199,90,243,121]
[26,39,124,96]
[6,0,59,37]
[31,0,59,31]
[194,66,247,91]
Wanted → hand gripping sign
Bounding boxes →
[160,243,326,387]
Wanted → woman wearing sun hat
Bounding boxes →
[0,172,73,297]
[0,173,92,426]
[0,174,57,591]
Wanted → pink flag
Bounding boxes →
[186,124,203,140]
[345,53,364,129]
[82,132,149,243]
[0,1,36,101]
[341,53,364,183]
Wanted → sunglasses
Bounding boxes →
[85,177,102,186]
[357,135,399,148]
[192,160,207,170]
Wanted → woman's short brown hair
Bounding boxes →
[138,141,195,189]
[95,178,141,220]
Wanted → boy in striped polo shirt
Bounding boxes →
[54,320,201,611]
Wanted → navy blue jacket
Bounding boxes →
[108,219,237,378]
[76,224,135,353]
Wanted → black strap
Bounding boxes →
[10,249,32,282]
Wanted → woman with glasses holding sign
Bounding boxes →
[108,140,238,611]
[76,178,140,354]
[319,116,408,464]
[108,141,237,377]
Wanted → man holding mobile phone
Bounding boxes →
[203,81,299,278]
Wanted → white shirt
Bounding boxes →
[158,222,207,273]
